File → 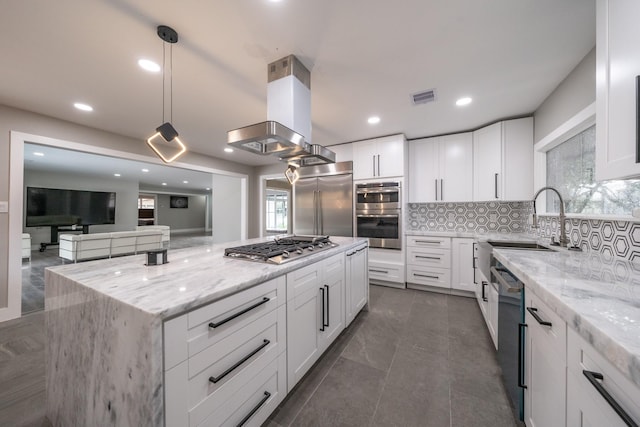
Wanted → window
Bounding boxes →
[266,190,288,232]
[546,125,640,215]
[138,196,155,209]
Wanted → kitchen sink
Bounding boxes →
[488,241,555,251]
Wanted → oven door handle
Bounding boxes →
[490,266,523,292]
[356,214,398,218]
[356,187,399,194]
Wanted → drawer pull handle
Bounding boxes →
[415,240,441,244]
[369,269,388,274]
[209,339,270,384]
[209,297,270,329]
[414,273,439,279]
[583,370,638,427]
[236,391,271,427]
[415,256,441,260]
[526,307,552,327]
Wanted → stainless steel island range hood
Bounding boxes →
[227,55,335,166]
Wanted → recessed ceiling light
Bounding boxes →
[138,59,161,73]
[33,152,44,156]
[74,102,93,112]
[114,173,121,177]
[141,168,149,173]
[224,147,234,153]
[368,116,381,124]
[162,182,167,186]
[183,180,189,184]
[456,97,472,106]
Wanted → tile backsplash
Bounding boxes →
[406,202,640,263]
[407,201,531,233]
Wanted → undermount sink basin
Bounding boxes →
[489,241,555,251]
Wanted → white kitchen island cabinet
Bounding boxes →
[596,0,640,180]
[44,236,368,427]
[352,134,407,180]
[345,242,368,327]
[408,133,473,202]
[473,117,533,201]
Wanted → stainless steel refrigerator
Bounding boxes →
[294,161,353,237]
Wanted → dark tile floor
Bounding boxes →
[266,286,518,427]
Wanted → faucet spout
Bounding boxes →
[532,186,568,247]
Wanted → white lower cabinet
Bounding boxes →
[451,238,474,293]
[286,253,345,391]
[524,291,567,427]
[164,276,287,427]
[345,243,368,326]
[475,270,489,322]
[567,327,640,426]
[406,235,451,291]
[487,281,498,349]
[368,247,405,287]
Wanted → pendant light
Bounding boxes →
[146,25,187,163]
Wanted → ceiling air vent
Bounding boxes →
[412,89,437,105]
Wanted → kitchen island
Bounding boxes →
[44,236,368,427]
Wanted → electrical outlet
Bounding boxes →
[0,201,8,213]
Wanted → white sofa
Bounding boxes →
[22,233,31,261]
[136,225,170,247]
[59,230,163,262]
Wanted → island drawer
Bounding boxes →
[199,352,286,427]
[164,276,286,370]
[165,305,286,426]
[406,246,450,269]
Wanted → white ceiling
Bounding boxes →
[2,0,595,167]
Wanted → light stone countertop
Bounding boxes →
[45,236,367,320]
[407,230,640,387]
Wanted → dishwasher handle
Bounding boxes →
[490,266,523,293]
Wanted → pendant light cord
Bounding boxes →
[162,40,166,123]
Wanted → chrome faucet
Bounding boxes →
[531,186,569,247]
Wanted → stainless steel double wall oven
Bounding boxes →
[355,181,402,249]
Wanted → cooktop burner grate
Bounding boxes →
[224,235,334,264]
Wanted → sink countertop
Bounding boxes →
[493,247,640,388]
[45,236,367,320]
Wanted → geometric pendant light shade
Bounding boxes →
[146,25,187,163]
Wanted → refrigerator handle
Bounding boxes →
[313,190,318,235]
[318,190,324,235]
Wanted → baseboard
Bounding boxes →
[369,279,406,289]
[407,282,475,298]
[170,228,206,235]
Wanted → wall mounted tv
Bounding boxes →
[26,187,116,227]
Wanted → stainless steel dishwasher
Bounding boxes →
[492,262,526,423]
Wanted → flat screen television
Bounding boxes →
[26,187,116,227]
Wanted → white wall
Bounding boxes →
[23,170,139,248]
[156,194,206,233]
[534,47,596,143]
[211,174,243,243]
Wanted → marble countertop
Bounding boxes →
[493,247,640,387]
[46,236,367,320]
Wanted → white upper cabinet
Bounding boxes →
[409,133,473,202]
[473,117,533,201]
[353,134,406,180]
[327,143,353,163]
[596,0,640,180]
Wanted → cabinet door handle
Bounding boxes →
[518,323,527,389]
[435,179,438,201]
[324,284,330,327]
[526,307,552,327]
[209,339,270,384]
[377,154,380,176]
[209,297,270,329]
[372,155,376,176]
[369,269,388,273]
[440,179,444,201]
[583,370,638,427]
[414,273,439,279]
[319,287,326,331]
[236,391,271,427]
[481,281,488,302]
[494,173,499,199]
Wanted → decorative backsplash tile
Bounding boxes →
[406,202,640,263]
[529,215,640,263]
[406,201,531,233]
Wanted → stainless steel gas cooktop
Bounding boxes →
[224,235,337,264]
